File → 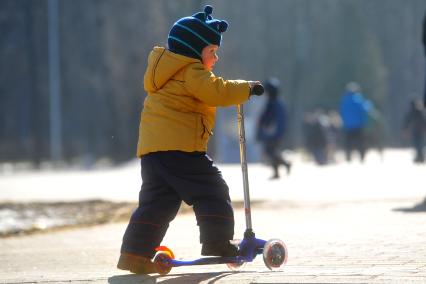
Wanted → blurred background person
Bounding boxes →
[325,110,342,164]
[303,109,328,165]
[403,99,426,163]
[256,78,291,179]
[423,10,426,108]
[365,101,385,161]
[339,82,371,163]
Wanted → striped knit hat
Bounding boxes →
[168,5,228,60]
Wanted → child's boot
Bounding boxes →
[117,252,157,274]
[201,241,239,257]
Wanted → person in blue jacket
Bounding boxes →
[339,82,371,162]
[256,78,291,179]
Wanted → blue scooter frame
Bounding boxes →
[162,234,267,267]
[154,86,288,274]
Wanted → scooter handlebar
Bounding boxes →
[251,84,264,96]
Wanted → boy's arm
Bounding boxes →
[184,63,250,107]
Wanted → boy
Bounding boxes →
[117,5,262,274]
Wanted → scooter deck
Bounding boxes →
[156,236,267,268]
[169,256,245,267]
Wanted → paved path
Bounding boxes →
[1,149,426,283]
[1,199,426,283]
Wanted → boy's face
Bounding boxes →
[201,45,219,71]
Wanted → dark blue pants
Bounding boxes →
[344,128,366,162]
[120,151,235,258]
[263,141,290,176]
[412,133,425,163]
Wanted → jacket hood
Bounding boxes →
[144,46,199,92]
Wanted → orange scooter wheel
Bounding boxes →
[154,246,174,275]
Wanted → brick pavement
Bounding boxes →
[1,198,425,283]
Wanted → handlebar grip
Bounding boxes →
[251,84,264,96]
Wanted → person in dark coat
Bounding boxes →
[423,11,426,107]
[256,78,291,179]
[403,99,426,163]
[303,109,329,165]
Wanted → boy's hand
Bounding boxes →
[248,81,264,96]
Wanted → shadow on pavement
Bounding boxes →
[393,198,426,213]
[109,274,155,284]
[108,272,234,284]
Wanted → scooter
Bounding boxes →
[153,84,288,275]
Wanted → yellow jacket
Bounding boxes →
[137,46,251,156]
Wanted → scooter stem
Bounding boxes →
[237,104,253,231]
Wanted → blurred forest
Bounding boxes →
[0,0,425,166]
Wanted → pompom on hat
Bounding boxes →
[168,5,228,60]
